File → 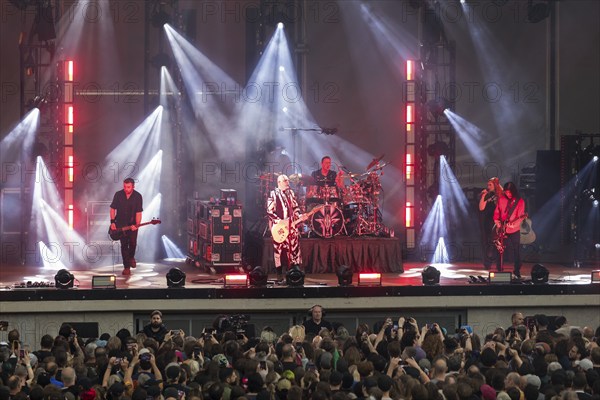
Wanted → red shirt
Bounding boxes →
[494,196,525,234]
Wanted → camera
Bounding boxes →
[193,347,201,358]
[259,361,267,370]
[115,358,122,364]
[19,349,25,358]
[140,353,151,362]
[295,343,303,352]
[203,328,215,340]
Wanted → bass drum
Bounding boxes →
[311,204,345,238]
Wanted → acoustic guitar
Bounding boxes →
[271,207,321,244]
[520,217,536,245]
[108,218,161,241]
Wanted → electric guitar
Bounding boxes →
[520,217,536,245]
[271,207,321,244]
[108,218,161,241]
[493,213,528,253]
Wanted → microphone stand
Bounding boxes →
[280,127,337,167]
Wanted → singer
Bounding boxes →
[479,177,503,269]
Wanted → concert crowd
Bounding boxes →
[1,311,599,400]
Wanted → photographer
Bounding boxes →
[143,310,169,344]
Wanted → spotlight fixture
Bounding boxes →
[527,0,550,23]
[421,265,441,285]
[150,53,171,69]
[358,272,382,287]
[336,265,353,286]
[54,269,74,289]
[151,9,171,28]
[286,265,305,287]
[166,267,186,288]
[530,264,549,284]
[248,266,268,287]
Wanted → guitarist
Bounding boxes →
[493,182,525,279]
[109,178,143,276]
[267,174,302,283]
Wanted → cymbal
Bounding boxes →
[367,154,385,170]
[289,173,316,186]
[289,174,301,184]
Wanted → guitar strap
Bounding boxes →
[504,198,519,223]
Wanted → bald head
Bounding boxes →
[62,367,76,386]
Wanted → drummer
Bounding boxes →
[311,156,345,189]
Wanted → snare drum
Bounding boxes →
[311,204,345,238]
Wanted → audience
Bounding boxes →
[0,312,598,400]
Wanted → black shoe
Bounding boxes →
[514,273,522,280]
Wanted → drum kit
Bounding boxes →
[259,155,390,238]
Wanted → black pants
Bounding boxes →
[120,230,138,268]
[496,230,521,275]
[481,221,496,268]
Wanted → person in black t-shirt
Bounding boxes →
[110,178,143,275]
[311,156,344,188]
[303,305,333,336]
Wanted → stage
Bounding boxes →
[1,259,598,302]
[1,259,598,349]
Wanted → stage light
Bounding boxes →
[286,265,305,287]
[166,267,186,288]
[421,265,441,285]
[150,53,171,69]
[92,275,116,289]
[594,200,599,207]
[54,269,74,289]
[592,271,600,283]
[151,9,171,28]
[34,1,57,41]
[249,266,268,287]
[224,274,248,287]
[279,66,285,72]
[527,0,549,23]
[593,156,598,162]
[277,22,284,29]
[358,273,381,287]
[336,265,353,286]
[488,271,512,284]
[530,264,549,284]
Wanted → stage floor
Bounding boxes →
[0,259,597,293]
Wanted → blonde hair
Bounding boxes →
[288,325,305,342]
[489,177,503,198]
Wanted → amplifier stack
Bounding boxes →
[186,195,242,272]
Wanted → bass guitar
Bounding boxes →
[271,207,321,244]
[108,218,161,241]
